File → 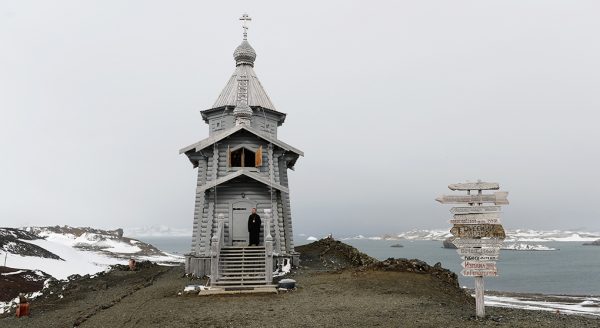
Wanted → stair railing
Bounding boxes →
[264,209,273,284]
[210,214,225,286]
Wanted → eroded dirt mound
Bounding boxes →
[0,267,52,302]
[297,237,377,270]
[109,260,158,271]
[370,258,460,288]
[297,238,461,293]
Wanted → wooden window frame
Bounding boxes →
[227,145,262,170]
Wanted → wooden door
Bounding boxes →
[231,201,254,246]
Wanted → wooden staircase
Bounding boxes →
[213,246,275,290]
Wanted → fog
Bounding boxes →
[1,1,599,237]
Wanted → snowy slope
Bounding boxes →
[1,226,183,280]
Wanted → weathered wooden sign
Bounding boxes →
[450,224,506,238]
[450,206,501,214]
[436,192,509,205]
[448,182,499,191]
[456,247,501,256]
[461,269,498,277]
[461,255,499,261]
[438,180,509,318]
[462,261,497,270]
[450,218,501,225]
[453,212,500,220]
[450,213,501,225]
[452,238,504,248]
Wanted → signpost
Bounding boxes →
[448,182,499,191]
[452,212,501,220]
[437,180,509,318]
[435,192,509,205]
[456,248,500,256]
[450,224,506,239]
[461,269,498,277]
[449,217,501,225]
[462,261,497,270]
[451,238,504,248]
[450,206,501,214]
[461,255,499,261]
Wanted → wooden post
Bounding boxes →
[210,214,225,286]
[209,234,219,286]
[475,276,485,318]
[264,209,273,284]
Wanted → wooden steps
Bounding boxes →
[214,246,270,290]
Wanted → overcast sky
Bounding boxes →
[1,1,599,236]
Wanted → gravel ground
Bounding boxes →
[2,240,599,327]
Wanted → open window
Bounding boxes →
[227,145,262,168]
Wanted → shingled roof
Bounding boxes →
[206,38,279,112]
[179,124,303,157]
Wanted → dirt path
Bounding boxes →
[5,265,599,328]
[3,239,600,327]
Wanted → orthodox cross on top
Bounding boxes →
[239,13,252,40]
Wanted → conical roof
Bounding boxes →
[211,40,277,111]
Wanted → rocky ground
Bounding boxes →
[2,238,599,327]
[0,267,51,303]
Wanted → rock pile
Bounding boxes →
[370,258,460,288]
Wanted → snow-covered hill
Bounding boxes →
[502,243,558,251]
[1,226,183,280]
[124,225,191,237]
[340,229,600,242]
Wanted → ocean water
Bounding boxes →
[340,239,600,296]
[138,236,192,255]
[139,236,600,296]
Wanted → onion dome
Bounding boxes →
[233,40,256,67]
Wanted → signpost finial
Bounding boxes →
[239,13,252,40]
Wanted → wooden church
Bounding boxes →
[180,15,303,288]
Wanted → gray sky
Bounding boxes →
[1,1,599,236]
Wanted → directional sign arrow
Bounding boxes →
[450,213,502,225]
[461,255,499,261]
[452,238,504,248]
[450,218,501,225]
[457,248,501,256]
[462,261,497,270]
[450,206,502,214]
[448,182,499,191]
[436,192,509,205]
[450,224,506,238]
[461,269,498,277]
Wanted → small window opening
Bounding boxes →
[230,148,256,167]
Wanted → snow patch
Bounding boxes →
[485,295,600,317]
[273,258,292,278]
[502,243,558,251]
[183,284,211,292]
[0,270,26,276]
